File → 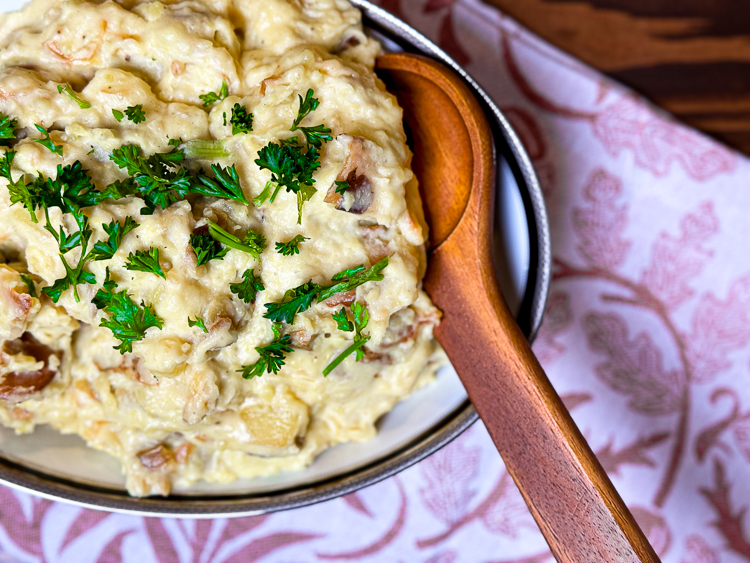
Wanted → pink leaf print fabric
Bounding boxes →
[3,0,750,561]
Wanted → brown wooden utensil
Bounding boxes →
[376,52,661,563]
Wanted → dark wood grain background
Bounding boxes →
[484,0,750,155]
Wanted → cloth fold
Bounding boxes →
[1,1,749,561]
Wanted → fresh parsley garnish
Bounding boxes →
[318,256,389,301]
[124,248,166,278]
[291,89,320,130]
[113,105,146,124]
[323,301,370,375]
[33,125,63,156]
[230,103,253,134]
[125,105,146,124]
[94,268,164,353]
[191,164,248,203]
[206,219,266,259]
[253,88,333,222]
[238,324,293,379]
[0,113,17,141]
[190,231,228,266]
[230,269,265,303]
[57,84,91,109]
[335,180,349,194]
[23,161,101,302]
[109,145,190,212]
[262,257,389,325]
[263,280,320,325]
[188,316,208,333]
[89,217,139,261]
[254,141,319,223]
[291,89,332,147]
[332,307,353,332]
[20,274,37,298]
[275,235,308,256]
[199,81,228,106]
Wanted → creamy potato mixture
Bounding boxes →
[0,0,444,496]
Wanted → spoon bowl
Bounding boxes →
[377,52,661,563]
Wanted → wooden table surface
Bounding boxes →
[484,0,750,155]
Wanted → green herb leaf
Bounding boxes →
[238,331,293,379]
[318,257,389,302]
[192,164,248,203]
[124,104,146,124]
[230,103,253,134]
[42,256,97,303]
[89,217,139,261]
[323,337,370,376]
[190,231,228,266]
[230,268,265,303]
[188,316,208,333]
[0,113,18,141]
[57,84,91,109]
[254,141,320,223]
[263,280,320,324]
[95,269,164,353]
[335,180,349,194]
[168,137,183,147]
[324,301,370,374]
[199,81,229,106]
[332,307,353,332]
[20,274,37,298]
[291,89,320,130]
[112,109,124,122]
[295,124,332,148]
[206,219,266,259]
[33,125,63,155]
[275,234,308,256]
[124,248,166,278]
[110,145,190,210]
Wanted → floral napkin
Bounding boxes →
[2,0,750,561]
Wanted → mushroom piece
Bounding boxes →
[325,136,376,214]
[0,334,58,402]
[137,444,175,471]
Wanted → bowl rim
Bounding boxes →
[0,0,551,517]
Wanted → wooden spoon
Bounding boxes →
[376,52,661,563]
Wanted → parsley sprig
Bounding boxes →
[190,231,228,266]
[94,269,164,353]
[191,164,248,203]
[199,81,229,106]
[206,219,266,259]
[57,84,91,109]
[125,248,166,278]
[254,88,333,223]
[238,324,293,379]
[275,235,308,256]
[335,180,349,195]
[33,125,63,156]
[323,302,370,376]
[188,316,208,333]
[230,103,253,134]
[89,217,139,261]
[291,90,332,147]
[230,269,265,303]
[0,113,16,141]
[113,105,146,124]
[263,257,388,324]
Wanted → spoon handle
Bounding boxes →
[427,247,661,562]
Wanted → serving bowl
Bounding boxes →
[0,0,550,516]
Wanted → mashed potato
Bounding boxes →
[0,0,444,496]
